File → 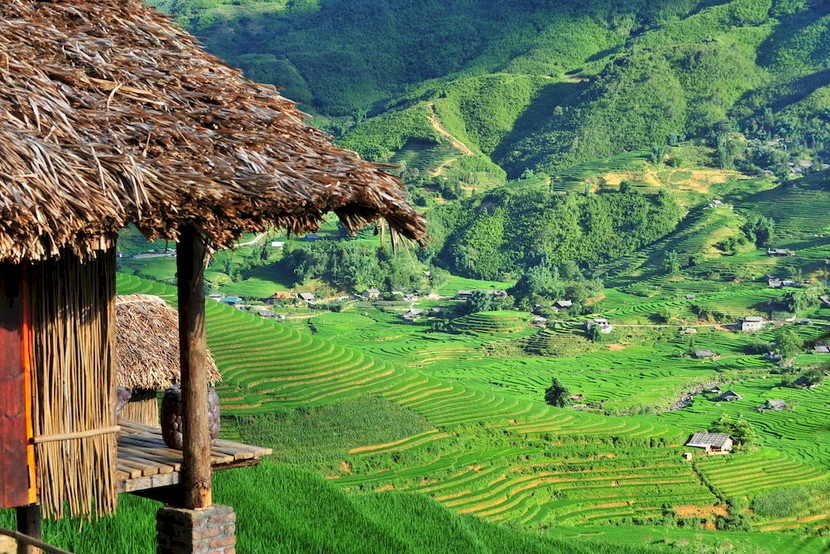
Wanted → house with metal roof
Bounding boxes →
[738,316,766,332]
[685,432,733,454]
[717,390,743,402]
[760,399,788,411]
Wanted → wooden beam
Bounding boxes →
[176,225,212,509]
[15,504,40,554]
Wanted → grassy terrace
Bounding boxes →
[114,273,829,551]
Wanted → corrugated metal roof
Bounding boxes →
[686,432,732,448]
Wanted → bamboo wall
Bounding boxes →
[121,391,159,428]
[28,248,117,519]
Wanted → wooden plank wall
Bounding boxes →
[0,264,31,508]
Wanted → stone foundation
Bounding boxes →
[156,504,236,554]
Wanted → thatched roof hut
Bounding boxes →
[116,295,220,391]
[0,0,425,530]
[0,0,425,264]
[116,294,222,427]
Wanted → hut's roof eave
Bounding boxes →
[0,0,425,263]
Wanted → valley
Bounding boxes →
[14,0,830,552]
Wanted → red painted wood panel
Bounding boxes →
[0,264,30,508]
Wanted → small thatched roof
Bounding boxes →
[0,0,425,263]
[116,295,220,390]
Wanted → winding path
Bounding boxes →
[426,102,475,177]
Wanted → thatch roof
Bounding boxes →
[116,295,220,390]
[0,0,425,263]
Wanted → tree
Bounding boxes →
[773,327,803,366]
[709,413,757,450]
[797,368,824,388]
[251,241,269,263]
[741,213,775,247]
[785,281,825,313]
[466,290,493,314]
[649,144,666,165]
[544,377,571,407]
[664,250,680,274]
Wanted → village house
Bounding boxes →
[401,308,425,322]
[680,327,698,335]
[265,291,295,302]
[694,349,717,359]
[820,295,830,307]
[685,432,733,454]
[219,296,244,307]
[767,248,796,257]
[767,277,796,288]
[739,316,766,332]
[457,289,508,301]
[814,345,830,354]
[759,399,788,411]
[363,288,381,300]
[0,0,425,551]
[585,318,613,334]
[297,292,316,302]
[717,390,743,402]
[553,300,573,311]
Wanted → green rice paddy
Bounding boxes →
[107,273,830,552]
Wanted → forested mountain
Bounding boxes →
[148,0,829,176]
[143,0,830,286]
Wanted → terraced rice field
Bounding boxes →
[697,448,828,497]
[738,185,830,238]
[116,274,829,547]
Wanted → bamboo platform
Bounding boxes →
[116,420,271,493]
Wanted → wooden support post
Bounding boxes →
[15,504,41,554]
[177,225,212,510]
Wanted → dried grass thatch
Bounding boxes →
[0,0,425,263]
[116,294,220,390]
[28,250,117,519]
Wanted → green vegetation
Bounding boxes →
[431,187,683,280]
[95,2,830,551]
[708,413,758,450]
[148,0,830,181]
[109,273,830,552]
[1,464,670,554]
[544,377,571,407]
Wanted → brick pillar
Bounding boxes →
[156,504,236,554]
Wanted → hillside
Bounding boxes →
[104,275,830,554]
[146,0,830,180]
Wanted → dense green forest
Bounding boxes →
[140,0,830,290]
[147,0,830,179]
[429,187,683,280]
